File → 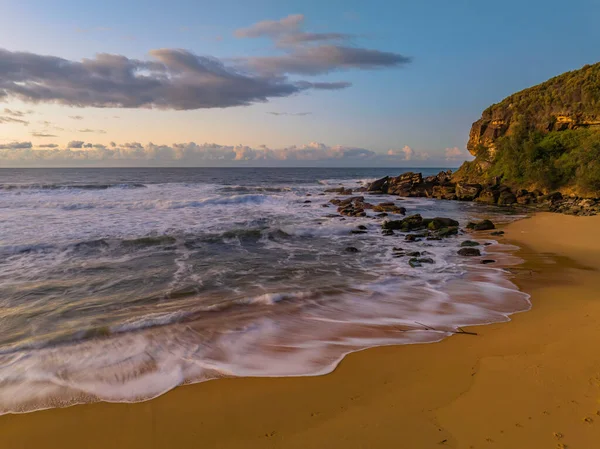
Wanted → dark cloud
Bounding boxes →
[235,14,410,75]
[0,48,306,110]
[67,140,85,148]
[38,143,59,148]
[0,16,408,111]
[79,128,107,134]
[245,46,411,76]
[31,132,57,137]
[69,115,84,120]
[0,141,32,149]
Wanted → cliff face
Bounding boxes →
[466,62,600,158]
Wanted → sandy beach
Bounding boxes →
[2,211,600,449]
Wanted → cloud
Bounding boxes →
[69,115,84,120]
[235,14,305,39]
[0,140,453,167]
[0,14,408,110]
[4,108,32,117]
[79,128,107,134]
[387,145,430,161]
[67,140,85,148]
[244,45,410,76]
[31,132,57,137]
[267,111,311,116]
[0,141,32,149]
[0,116,29,125]
[0,47,348,110]
[235,14,411,76]
[38,143,59,148]
[445,146,470,161]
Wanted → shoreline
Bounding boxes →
[2,212,600,448]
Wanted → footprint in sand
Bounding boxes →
[553,432,563,440]
[584,417,594,424]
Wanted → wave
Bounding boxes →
[0,183,147,191]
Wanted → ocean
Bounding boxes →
[0,167,530,414]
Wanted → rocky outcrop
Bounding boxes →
[466,62,600,158]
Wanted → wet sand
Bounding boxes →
[2,212,600,449]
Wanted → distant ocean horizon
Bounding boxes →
[0,166,529,414]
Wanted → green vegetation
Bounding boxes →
[460,128,600,195]
[482,62,600,125]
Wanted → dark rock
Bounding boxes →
[457,248,481,256]
[408,258,422,268]
[406,251,421,257]
[432,185,457,200]
[497,190,517,206]
[541,192,563,204]
[382,214,424,231]
[357,225,368,230]
[461,240,480,247]
[427,217,459,230]
[350,230,368,234]
[321,204,330,207]
[367,176,390,193]
[456,183,482,201]
[417,257,435,264]
[404,234,420,242]
[437,226,459,238]
[490,231,505,236]
[393,247,404,252]
[345,247,360,253]
[372,202,406,214]
[376,212,389,218]
[466,219,495,231]
[481,259,496,264]
[387,172,424,196]
[475,187,500,204]
[382,229,395,236]
[303,200,312,204]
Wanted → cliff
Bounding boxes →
[466,62,600,158]
[457,62,600,196]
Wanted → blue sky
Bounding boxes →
[0,0,599,167]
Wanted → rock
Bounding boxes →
[466,219,495,231]
[461,240,480,247]
[382,214,424,231]
[387,172,424,196]
[457,248,482,256]
[541,192,563,204]
[417,257,435,264]
[321,204,330,207]
[367,176,390,193]
[404,234,420,242]
[427,217,459,230]
[325,187,353,195]
[406,251,421,257]
[497,190,517,206]
[345,247,360,253]
[372,202,406,214]
[303,200,312,203]
[437,226,459,238]
[481,259,496,264]
[408,258,422,268]
[456,183,482,201]
[475,187,500,204]
[382,229,395,236]
[490,231,505,236]
[350,230,368,234]
[432,185,457,200]
[376,212,389,218]
[393,247,404,252]
[357,225,368,230]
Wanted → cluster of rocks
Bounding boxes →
[366,171,600,215]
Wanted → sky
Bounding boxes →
[0,0,599,167]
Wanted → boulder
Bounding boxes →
[466,219,495,231]
[481,259,496,264]
[427,217,459,230]
[456,183,482,201]
[437,226,459,238]
[457,248,481,256]
[490,231,504,236]
[460,240,480,247]
[345,247,360,253]
[382,214,424,231]
[497,190,517,206]
[367,176,390,193]
[475,187,499,204]
[408,258,422,268]
[432,185,457,200]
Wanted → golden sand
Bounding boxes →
[2,212,600,449]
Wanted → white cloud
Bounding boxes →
[387,145,430,161]
[444,146,470,162]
